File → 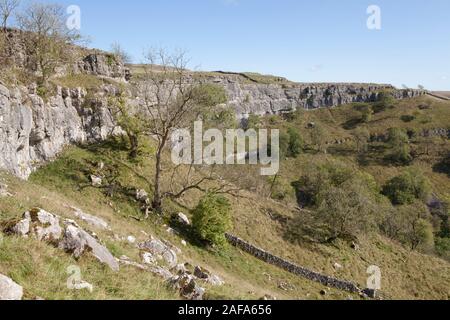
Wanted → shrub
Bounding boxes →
[386,128,412,165]
[192,83,228,108]
[281,127,304,158]
[192,193,232,247]
[382,170,430,205]
[373,91,395,113]
[435,237,450,260]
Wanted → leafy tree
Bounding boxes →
[353,127,370,154]
[373,90,395,113]
[382,170,430,205]
[139,49,234,211]
[281,127,303,158]
[354,103,373,123]
[313,181,377,241]
[381,202,434,250]
[109,90,146,158]
[386,128,412,165]
[192,193,232,247]
[310,124,327,153]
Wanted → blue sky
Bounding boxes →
[27,0,450,90]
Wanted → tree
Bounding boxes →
[382,170,430,205]
[139,49,235,211]
[108,89,146,158]
[17,2,81,84]
[0,0,20,30]
[353,127,370,154]
[281,127,303,158]
[354,103,373,123]
[192,193,232,247]
[382,202,434,250]
[310,124,327,153]
[110,42,132,64]
[386,128,412,165]
[313,182,376,241]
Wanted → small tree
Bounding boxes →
[386,128,412,165]
[310,124,327,153]
[353,127,370,154]
[0,0,20,30]
[313,180,377,241]
[382,170,430,205]
[17,2,81,84]
[110,42,132,64]
[139,49,235,211]
[109,90,146,158]
[192,193,232,247]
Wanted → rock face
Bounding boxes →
[0,83,117,179]
[0,35,424,181]
[0,274,23,300]
[203,74,425,119]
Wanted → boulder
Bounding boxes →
[90,175,102,187]
[171,274,205,300]
[141,252,157,265]
[176,212,191,226]
[0,183,11,197]
[68,206,110,230]
[136,189,149,204]
[138,239,177,268]
[127,236,136,244]
[0,274,23,300]
[59,223,119,272]
[12,209,62,243]
[194,266,224,286]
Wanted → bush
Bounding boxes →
[435,237,450,260]
[192,193,232,247]
[192,83,228,108]
[281,127,304,158]
[373,91,395,113]
[382,170,430,205]
[381,202,434,250]
[386,128,412,165]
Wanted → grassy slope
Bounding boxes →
[1,92,449,300]
[0,145,358,300]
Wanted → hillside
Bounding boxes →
[1,27,450,301]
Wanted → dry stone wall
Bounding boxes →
[225,233,361,293]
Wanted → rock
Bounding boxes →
[320,289,327,296]
[90,175,102,187]
[278,281,294,291]
[351,242,360,250]
[0,183,11,197]
[59,224,119,272]
[181,240,187,247]
[136,189,149,204]
[193,266,224,286]
[148,266,174,280]
[261,294,277,301]
[127,236,136,244]
[142,252,157,265]
[194,266,210,279]
[68,206,110,230]
[176,212,190,226]
[0,274,23,300]
[174,263,188,275]
[208,274,225,286]
[362,288,377,299]
[12,209,62,243]
[118,256,147,271]
[171,273,205,300]
[333,263,343,270]
[138,239,177,268]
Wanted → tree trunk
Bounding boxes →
[152,151,163,212]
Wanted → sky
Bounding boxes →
[20,0,450,90]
